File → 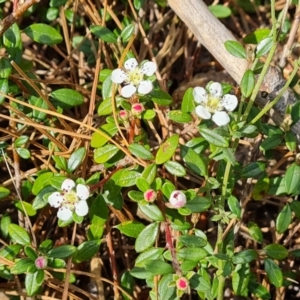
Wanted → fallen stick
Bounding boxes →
[168,0,300,141]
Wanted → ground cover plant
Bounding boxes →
[0,0,300,299]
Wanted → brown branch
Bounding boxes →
[0,0,40,37]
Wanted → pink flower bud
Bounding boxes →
[176,277,189,291]
[119,110,129,120]
[131,103,144,116]
[169,190,186,208]
[35,256,47,269]
[144,189,157,202]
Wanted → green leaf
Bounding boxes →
[91,123,118,148]
[241,162,266,178]
[227,195,241,218]
[130,266,153,279]
[52,155,67,171]
[128,143,154,160]
[142,163,157,185]
[24,246,38,261]
[209,5,232,18]
[94,144,119,163]
[285,131,297,152]
[158,274,176,300]
[150,89,173,106]
[181,87,195,113]
[142,109,156,120]
[102,73,113,99]
[0,57,12,78]
[264,244,288,260]
[167,110,192,123]
[90,25,117,43]
[111,169,141,187]
[284,163,300,194]
[253,173,269,200]
[290,201,300,219]
[128,190,144,202]
[47,258,66,268]
[243,28,270,44]
[179,236,207,248]
[35,269,45,286]
[135,222,159,252]
[32,172,54,195]
[3,23,22,63]
[29,96,48,121]
[8,224,31,245]
[240,69,255,98]
[144,260,173,275]
[16,148,31,159]
[0,186,10,199]
[264,258,283,287]
[51,88,84,108]
[155,135,179,164]
[248,222,263,243]
[11,258,35,274]
[276,204,292,234]
[67,147,86,173]
[177,248,207,262]
[135,247,165,267]
[185,196,211,213]
[0,78,9,104]
[0,214,11,238]
[256,37,273,58]
[23,23,63,45]
[120,24,135,43]
[180,145,207,177]
[25,272,41,296]
[0,244,22,260]
[224,40,247,59]
[164,161,186,177]
[15,201,36,217]
[199,127,229,147]
[115,221,146,238]
[138,203,164,221]
[260,134,282,152]
[232,264,250,296]
[73,240,101,263]
[47,245,77,258]
[232,249,258,264]
[248,281,271,299]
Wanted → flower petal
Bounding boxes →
[111,69,128,84]
[212,111,230,126]
[195,105,211,119]
[121,84,137,98]
[48,192,64,208]
[76,184,90,201]
[193,87,208,104]
[124,58,138,71]
[61,179,75,192]
[57,207,73,221]
[208,82,222,98]
[169,190,186,208]
[140,61,157,76]
[137,80,153,95]
[75,201,89,216]
[221,94,238,111]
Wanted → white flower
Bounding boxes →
[111,58,157,98]
[48,179,90,221]
[193,82,238,126]
[168,190,187,208]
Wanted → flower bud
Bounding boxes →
[176,277,189,291]
[35,256,47,269]
[144,189,157,202]
[119,110,129,120]
[131,103,144,116]
[169,190,186,208]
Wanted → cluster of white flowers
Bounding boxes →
[111,58,157,98]
[193,82,238,126]
[48,179,90,221]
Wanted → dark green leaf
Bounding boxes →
[135,222,159,252]
[0,186,10,199]
[135,247,165,267]
[179,235,207,248]
[248,222,263,243]
[142,163,157,185]
[144,260,173,275]
[16,148,30,159]
[67,147,86,173]
[264,244,288,260]
[232,249,258,264]
[51,88,84,108]
[276,204,292,234]
[264,258,283,287]
[47,245,77,258]
[120,24,134,43]
[128,143,154,160]
[243,28,270,44]
[185,196,211,213]
[90,25,117,43]
[199,127,229,147]
[115,221,146,238]
[25,272,41,296]
[284,163,300,194]
[241,162,266,178]
[256,37,273,58]
[181,87,195,113]
[8,224,31,245]
[0,78,9,104]
[177,248,207,262]
[23,24,63,45]
[94,144,119,163]
[260,135,282,152]
[241,69,255,98]
[138,203,164,221]
[224,40,247,59]
[150,89,173,106]
[164,161,186,177]
[73,240,101,263]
